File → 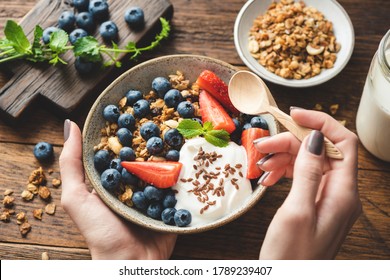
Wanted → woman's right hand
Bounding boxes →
[256,108,362,259]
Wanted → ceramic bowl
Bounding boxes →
[234,0,355,87]
[83,55,279,234]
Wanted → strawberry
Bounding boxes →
[121,161,182,189]
[241,127,270,179]
[196,70,240,114]
[199,90,236,134]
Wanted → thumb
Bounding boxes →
[286,130,325,207]
[59,120,89,200]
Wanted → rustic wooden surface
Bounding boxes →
[1,0,390,260]
[0,0,173,120]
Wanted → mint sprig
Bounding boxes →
[177,119,230,147]
[0,17,171,68]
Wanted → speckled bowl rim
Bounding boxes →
[234,0,355,88]
[82,54,278,234]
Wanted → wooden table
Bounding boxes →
[1,0,389,260]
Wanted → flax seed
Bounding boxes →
[235,164,242,169]
[239,171,244,177]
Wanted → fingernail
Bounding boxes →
[64,119,71,142]
[290,106,304,111]
[253,136,271,145]
[257,171,270,185]
[257,154,274,167]
[307,130,324,155]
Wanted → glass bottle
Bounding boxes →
[356,30,390,162]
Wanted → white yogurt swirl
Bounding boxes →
[172,137,252,226]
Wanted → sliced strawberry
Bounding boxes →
[196,70,240,114]
[199,89,236,134]
[241,127,270,179]
[121,161,182,189]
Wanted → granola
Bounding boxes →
[249,0,340,79]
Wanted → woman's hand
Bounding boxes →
[59,120,177,260]
[256,108,362,259]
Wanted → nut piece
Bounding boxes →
[21,190,34,201]
[52,178,62,188]
[38,186,51,200]
[4,189,13,196]
[45,203,56,215]
[306,45,325,56]
[27,183,39,195]
[2,195,15,207]
[119,187,133,207]
[29,167,46,186]
[33,209,43,220]
[0,211,10,222]
[108,136,123,155]
[19,222,31,236]
[330,104,339,115]
[16,212,27,225]
[42,252,50,260]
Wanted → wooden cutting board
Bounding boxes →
[0,0,173,120]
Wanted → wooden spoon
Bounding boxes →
[228,70,344,159]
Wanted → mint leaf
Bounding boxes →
[204,129,230,147]
[203,121,213,132]
[4,20,31,54]
[49,29,68,52]
[32,25,43,49]
[177,119,203,138]
[73,36,102,62]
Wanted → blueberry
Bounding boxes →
[73,0,89,12]
[164,128,183,148]
[69,28,88,45]
[42,26,59,44]
[161,208,176,225]
[250,116,269,130]
[89,0,109,22]
[144,185,164,201]
[132,191,148,210]
[100,169,121,191]
[231,118,242,143]
[242,123,252,130]
[121,168,139,186]
[162,193,177,208]
[174,209,192,227]
[118,113,135,130]
[109,158,123,173]
[119,147,136,161]
[125,90,143,106]
[165,149,180,161]
[146,137,164,155]
[76,12,95,32]
[147,202,163,220]
[164,89,183,109]
[152,77,171,98]
[103,104,120,122]
[58,11,76,32]
[192,118,203,125]
[99,20,118,42]
[93,149,110,173]
[75,57,100,75]
[121,169,139,185]
[177,101,195,118]
[116,127,133,146]
[33,142,54,162]
[133,99,150,118]
[140,121,160,141]
[124,7,145,30]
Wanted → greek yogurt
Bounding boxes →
[173,137,253,226]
